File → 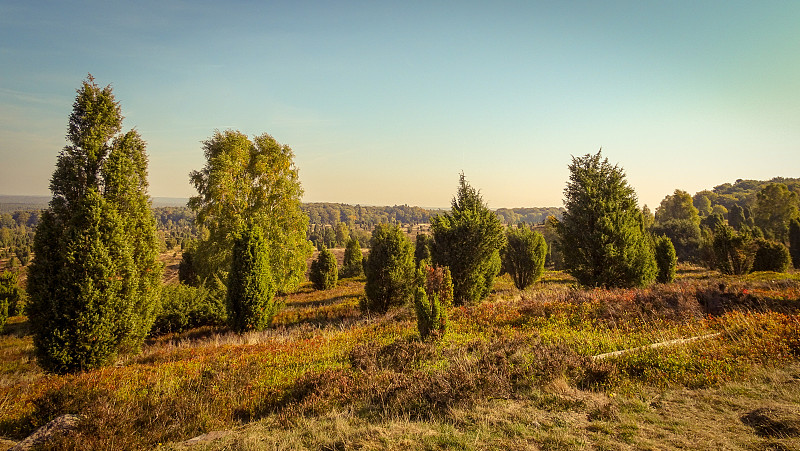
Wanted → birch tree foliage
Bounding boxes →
[189,130,312,294]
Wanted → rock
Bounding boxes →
[9,414,80,451]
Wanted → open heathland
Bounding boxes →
[1,266,799,450]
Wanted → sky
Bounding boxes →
[1,1,798,209]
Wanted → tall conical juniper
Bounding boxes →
[556,151,656,288]
[27,76,162,373]
[227,224,277,332]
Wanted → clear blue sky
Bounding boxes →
[1,1,798,209]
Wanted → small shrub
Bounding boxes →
[340,238,363,278]
[654,235,677,283]
[178,247,200,286]
[752,239,791,273]
[362,224,415,313]
[414,265,453,340]
[310,246,338,290]
[713,225,756,275]
[502,225,547,290]
[0,270,26,318]
[151,283,226,335]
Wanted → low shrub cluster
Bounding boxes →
[274,335,590,419]
[752,238,791,272]
[151,284,226,335]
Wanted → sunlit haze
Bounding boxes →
[1,1,798,209]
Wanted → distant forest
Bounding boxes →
[693,177,800,211]
[2,176,798,261]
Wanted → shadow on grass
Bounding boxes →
[144,325,227,348]
[1,317,30,338]
[285,293,361,309]
[273,296,362,329]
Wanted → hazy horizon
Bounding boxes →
[2,2,798,209]
[0,194,555,211]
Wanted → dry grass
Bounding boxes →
[164,363,800,450]
[1,267,799,450]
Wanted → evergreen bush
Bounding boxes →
[502,225,547,290]
[0,271,26,317]
[0,293,6,330]
[556,151,656,288]
[227,225,277,332]
[362,224,415,313]
[151,283,227,335]
[178,244,200,286]
[712,225,756,275]
[310,246,338,290]
[27,77,162,373]
[340,238,363,278]
[414,233,432,268]
[431,174,505,305]
[789,218,800,269]
[414,264,453,340]
[654,235,677,283]
[752,239,791,273]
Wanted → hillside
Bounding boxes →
[1,267,798,449]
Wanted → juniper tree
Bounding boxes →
[0,275,8,329]
[310,245,338,290]
[414,233,432,268]
[227,225,276,332]
[414,264,453,340]
[502,225,547,290]
[431,173,506,305]
[0,270,25,317]
[752,239,791,273]
[27,76,162,373]
[362,224,415,313]
[555,151,656,288]
[713,224,756,275]
[654,235,677,283]
[341,238,363,278]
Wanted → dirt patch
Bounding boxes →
[159,251,183,285]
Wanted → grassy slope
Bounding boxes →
[1,268,799,450]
